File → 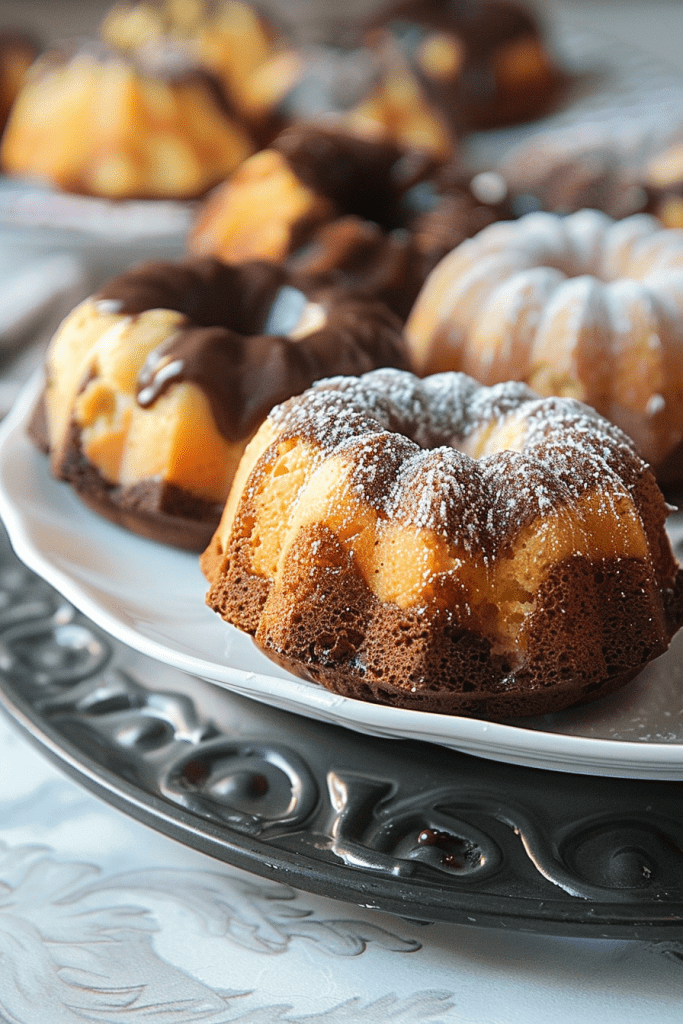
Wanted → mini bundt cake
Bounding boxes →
[189,123,513,320]
[30,258,409,550]
[240,0,563,155]
[0,39,255,200]
[202,367,683,720]
[100,0,280,133]
[238,39,460,159]
[361,0,565,134]
[406,209,683,484]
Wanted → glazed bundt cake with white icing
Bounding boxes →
[406,209,683,483]
[202,367,683,721]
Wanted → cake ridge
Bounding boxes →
[406,210,683,482]
[203,366,682,719]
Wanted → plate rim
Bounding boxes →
[2,374,683,780]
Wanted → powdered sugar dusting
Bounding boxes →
[267,367,650,554]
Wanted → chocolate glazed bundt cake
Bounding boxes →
[238,0,564,154]
[189,123,513,321]
[30,258,408,550]
[361,0,565,133]
[202,368,683,721]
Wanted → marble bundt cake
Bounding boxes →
[361,0,564,134]
[30,258,408,550]
[202,368,683,721]
[0,39,255,200]
[406,209,683,483]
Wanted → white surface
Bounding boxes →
[0,176,192,293]
[548,1,683,76]
[0,252,83,346]
[2,375,683,780]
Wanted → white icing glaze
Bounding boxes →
[405,210,683,470]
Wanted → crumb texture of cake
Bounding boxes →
[406,209,683,483]
[202,367,683,721]
[0,38,256,200]
[189,123,512,320]
[31,258,409,550]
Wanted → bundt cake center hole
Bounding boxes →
[263,285,326,338]
[261,285,306,334]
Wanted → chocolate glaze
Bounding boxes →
[366,0,540,56]
[263,125,514,319]
[96,256,409,444]
[289,216,422,322]
[274,124,439,230]
[411,163,514,267]
[97,257,280,329]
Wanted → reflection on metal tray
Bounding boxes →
[0,525,682,941]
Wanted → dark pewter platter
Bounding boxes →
[1,524,683,942]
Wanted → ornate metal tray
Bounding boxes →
[1,525,682,941]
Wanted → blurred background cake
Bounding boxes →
[0,37,257,199]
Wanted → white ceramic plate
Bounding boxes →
[2,375,683,779]
[0,176,192,293]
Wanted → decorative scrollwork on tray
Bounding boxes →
[1,525,683,932]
